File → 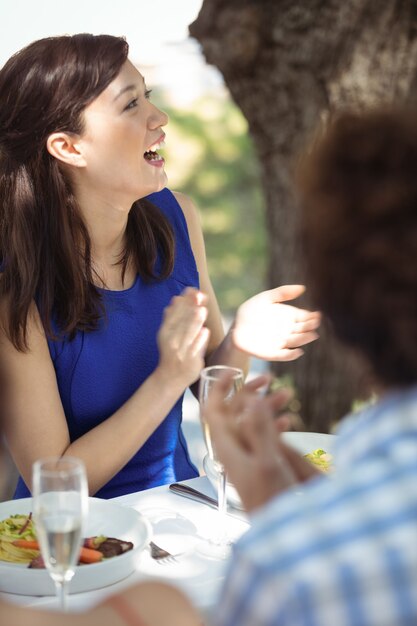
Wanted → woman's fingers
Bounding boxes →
[165,297,206,328]
[243,374,271,392]
[190,326,210,359]
[266,348,305,362]
[233,286,321,361]
[266,284,306,302]
[204,376,301,510]
[203,378,247,461]
[157,289,211,385]
[162,291,208,351]
[293,313,321,331]
[264,389,293,414]
[181,287,208,306]
[176,308,208,357]
[236,398,298,490]
[284,331,320,349]
[239,398,274,451]
[205,377,289,451]
[274,414,292,432]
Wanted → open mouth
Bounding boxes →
[144,138,165,162]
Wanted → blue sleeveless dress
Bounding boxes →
[14,188,200,499]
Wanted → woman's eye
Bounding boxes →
[124,98,138,111]
[145,89,152,100]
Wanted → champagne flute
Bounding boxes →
[199,365,244,558]
[32,457,88,611]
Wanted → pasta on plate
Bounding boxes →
[0,514,38,564]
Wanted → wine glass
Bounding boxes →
[32,457,88,611]
[199,365,244,558]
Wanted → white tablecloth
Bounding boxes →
[0,476,249,617]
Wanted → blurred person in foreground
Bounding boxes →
[205,109,417,626]
[0,33,319,501]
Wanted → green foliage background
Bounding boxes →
[159,90,266,314]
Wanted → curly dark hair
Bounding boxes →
[298,109,417,387]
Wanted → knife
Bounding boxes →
[169,482,218,508]
[169,482,246,515]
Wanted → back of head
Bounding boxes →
[298,109,417,388]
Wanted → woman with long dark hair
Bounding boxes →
[0,34,319,499]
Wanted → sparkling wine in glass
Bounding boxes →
[199,365,244,558]
[32,457,88,611]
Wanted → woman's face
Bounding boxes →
[75,60,168,207]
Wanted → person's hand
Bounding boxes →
[232,284,321,361]
[157,287,210,387]
[204,372,320,512]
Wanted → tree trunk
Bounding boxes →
[190,0,417,431]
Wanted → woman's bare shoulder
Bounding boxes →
[0,296,47,353]
[171,191,201,227]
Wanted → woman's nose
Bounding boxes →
[149,104,169,129]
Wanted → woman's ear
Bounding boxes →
[46,132,86,167]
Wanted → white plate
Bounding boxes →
[204,431,337,508]
[281,431,336,456]
[0,496,152,596]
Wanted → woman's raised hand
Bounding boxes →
[232,284,321,361]
[157,287,210,387]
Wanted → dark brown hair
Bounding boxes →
[298,109,417,387]
[0,34,174,350]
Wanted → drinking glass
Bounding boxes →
[199,365,244,558]
[32,457,88,611]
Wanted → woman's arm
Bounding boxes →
[174,191,320,373]
[173,191,250,375]
[1,292,208,495]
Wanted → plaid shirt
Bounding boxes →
[215,386,417,626]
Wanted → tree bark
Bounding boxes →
[190,0,417,431]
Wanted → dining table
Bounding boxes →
[0,475,250,622]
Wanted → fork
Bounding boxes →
[149,541,178,564]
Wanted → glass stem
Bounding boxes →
[55,579,68,612]
[214,468,227,545]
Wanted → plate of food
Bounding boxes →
[281,431,336,472]
[0,496,152,596]
[204,431,336,508]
